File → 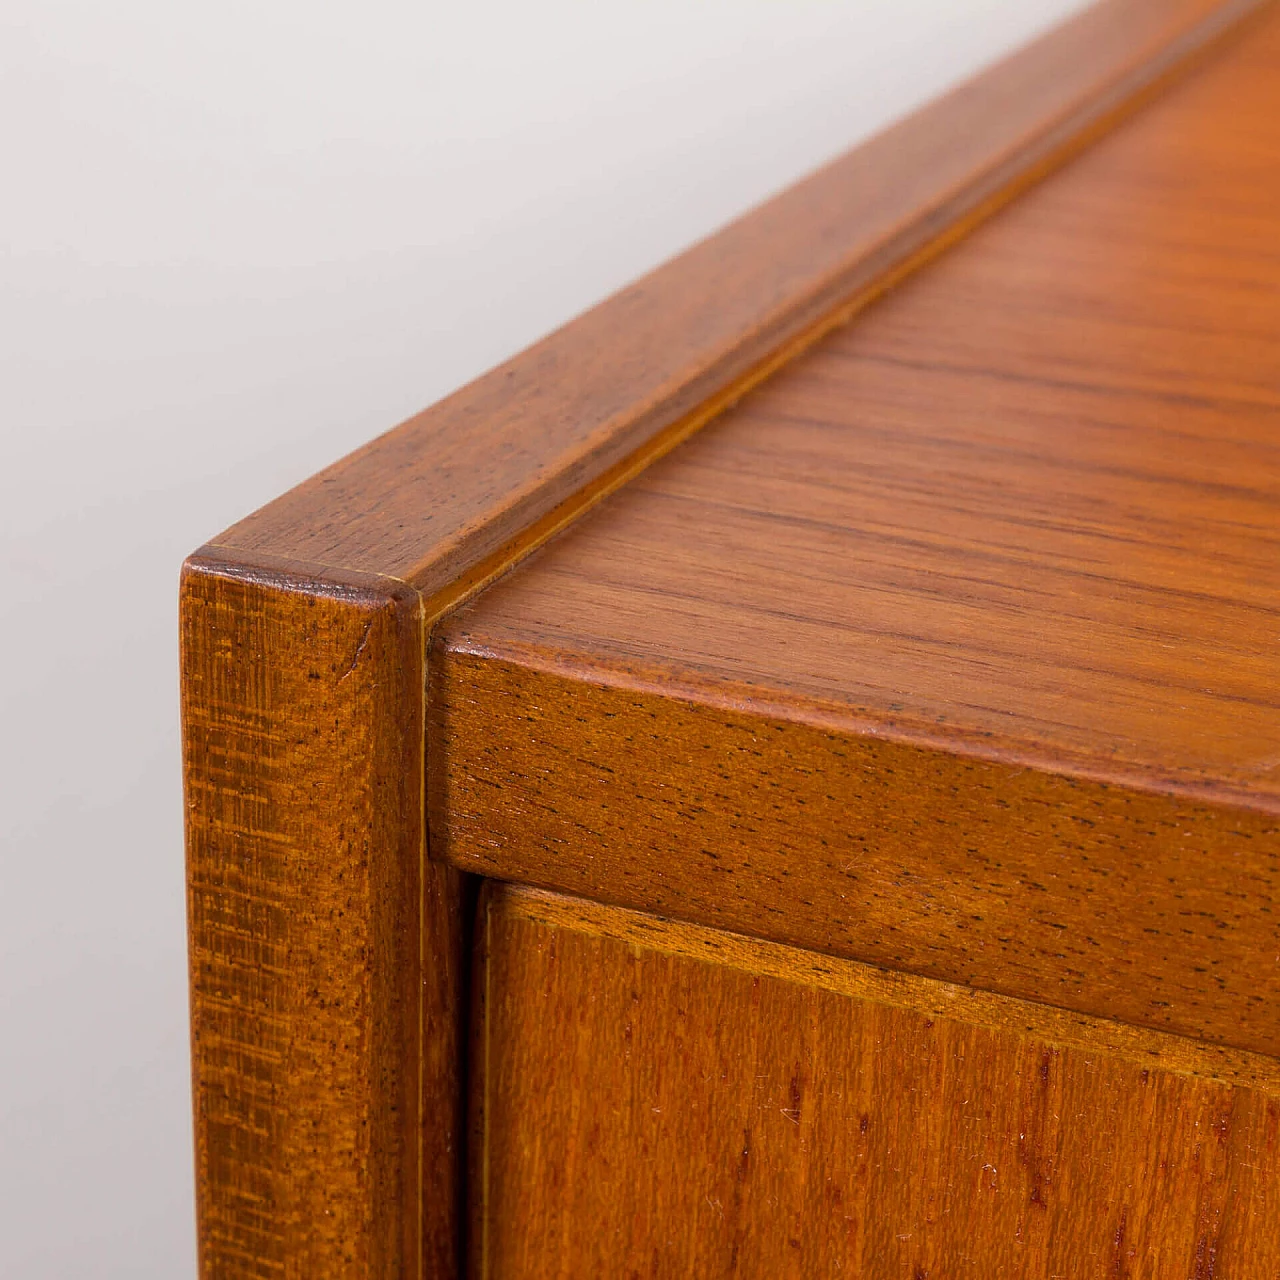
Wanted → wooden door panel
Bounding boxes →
[473,885,1280,1278]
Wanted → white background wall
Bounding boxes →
[0,1,1087,1273]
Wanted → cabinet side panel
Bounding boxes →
[180,560,464,1279]
[473,886,1280,1279]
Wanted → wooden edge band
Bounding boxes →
[181,552,466,1279]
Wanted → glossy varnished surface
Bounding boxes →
[434,10,1280,1049]
[473,887,1280,1278]
[213,0,1260,598]
[180,2,1272,1272]
[441,5,1280,809]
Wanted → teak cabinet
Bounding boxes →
[180,1,1280,1275]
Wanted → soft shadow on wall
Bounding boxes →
[0,1,1089,1274]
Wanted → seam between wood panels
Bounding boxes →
[200,541,416,592]
[480,892,492,1280]
[502,887,1280,1097]
[413,587,428,1280]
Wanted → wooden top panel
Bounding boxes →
[207,0,1261,603]
[441,5,1280,813]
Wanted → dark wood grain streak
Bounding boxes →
[179,2,1270,1272]
[474,886,1280,1278]
[434,7,1280,1052]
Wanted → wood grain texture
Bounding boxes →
[209,0,1267,603]
[433,657,1280,1056]
[180,2,1272,1272]
[434,5,1280,1052]
[473,885,1280,1279]
[181,557,467,1279]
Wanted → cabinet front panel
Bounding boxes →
[472,886,1280,1279]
